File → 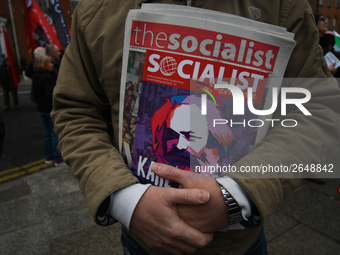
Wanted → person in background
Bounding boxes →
[313,12,328,37]
[45,44,61,73]
[33,55,63,166]
[25,46,46,79]
[320,30,336,55]
[25,46,45,79]
[0,55,19,111]
[26,46,46,102]
[320,30,340,78]
[313,13,338,77]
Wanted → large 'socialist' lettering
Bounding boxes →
[133,23,277,71]
[147,53,265,90]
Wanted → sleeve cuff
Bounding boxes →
[108,183,151,229]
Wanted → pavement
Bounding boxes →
[0,79,339,254]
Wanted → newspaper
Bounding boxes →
[141,4,294,38]
[119,5,295,187]
[324,51,340,69]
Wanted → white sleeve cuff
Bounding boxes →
[108,183,151,229]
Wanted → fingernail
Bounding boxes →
[152,163,160,172]
[199,191,210,203]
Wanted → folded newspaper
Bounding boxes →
[324,51,340,69]
[119,4,296,187]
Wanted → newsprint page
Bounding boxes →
[119,4,296,187]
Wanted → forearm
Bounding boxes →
[52,4,138,222]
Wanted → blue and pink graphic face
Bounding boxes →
[151,95,233,172]
[169,104,208,154]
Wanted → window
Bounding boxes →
[319,0,324,5]
[325,17,330,28]
[336,0,340,7]
[327,0,332,7]
[333,17,338,30]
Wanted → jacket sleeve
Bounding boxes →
[51,0,139,223]
[228,0,340,222]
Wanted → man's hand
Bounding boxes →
[152,163,230,233]
[328,62,337,75]
[129,185,214,255]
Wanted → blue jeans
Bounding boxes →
[39,112,62,162]
[244,228,268,255]
[121,227,268,255]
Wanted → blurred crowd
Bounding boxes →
[0,44,64,166]
[314,12,340,81]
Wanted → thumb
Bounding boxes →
[165,187,210,205]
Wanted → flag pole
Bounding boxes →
[7,0,21,71]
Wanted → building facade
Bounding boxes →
[0,0,76,73]
[309,0,340,31]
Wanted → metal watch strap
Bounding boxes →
[219,185,243,225]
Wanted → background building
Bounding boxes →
[0,0,77,74]
[309,0,340,31]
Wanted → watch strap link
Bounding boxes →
[219,185,243,225]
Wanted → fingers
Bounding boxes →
[152,162,208,183]
[152,163,210,203]
[165,185,210,205]
[177,225,214,248]
[157,218,214,254]
[152,163,192,182]
[130,186,213,254]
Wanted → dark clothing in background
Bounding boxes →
[0,62,19,109]
[0,62,11,90]
[25,60,35,79]
[33,69,62,163]
[33,70,57,113]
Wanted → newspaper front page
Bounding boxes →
[119,6,295,187]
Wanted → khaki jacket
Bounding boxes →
[52,0,340,254]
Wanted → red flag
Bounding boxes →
[23,0,62,51]
[2,25,21,89]
[24,1,37,58]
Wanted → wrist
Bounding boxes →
[219,185,243,225]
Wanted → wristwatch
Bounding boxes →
[219,185,243,225]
